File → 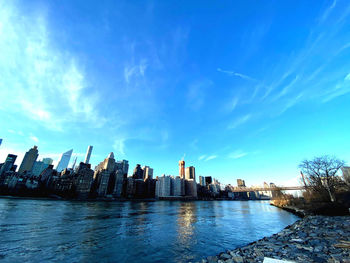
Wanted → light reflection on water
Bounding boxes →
[0,198,298,263]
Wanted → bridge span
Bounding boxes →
[230,186,304,192]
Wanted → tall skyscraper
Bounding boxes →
[42,158,53,165]
[116,160,129,175]
[185,166,196,181]
[32,158,53,177]
[237,179,246,187]
[179,160,185,179]
[56,149,73,172]
[143,166,153,181]
[0,154,17,176]
[84,145,93,164]
[133,164,143,180]
[18,146,39,174]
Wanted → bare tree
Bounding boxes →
[299,156,345,202]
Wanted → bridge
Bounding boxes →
[230,186,304,192]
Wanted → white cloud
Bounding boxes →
[205,155,217,161]
[227,114,252,129]
[345,73,350,81]
[319,0,337,23]
[29,135,39,143]
[186,79,213,110]
[113,138,126,156]
[198,155,206,161]
[217,68,256,81]
[124,59,148,83]
[0,2,104,131]
[224,96,239,113]
[228,150,248,159]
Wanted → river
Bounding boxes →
[0,198,298,262]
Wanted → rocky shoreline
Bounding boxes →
[200,215,350,263]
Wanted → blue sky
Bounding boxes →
[1,0,350,186]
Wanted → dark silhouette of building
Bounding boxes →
[0,154,17,176]
[18,146,39,174]
[132,164,143,180]
[205,176,212,185]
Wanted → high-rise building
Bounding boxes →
[173,176,185,196]
[185,179,197,197]
[155,175,172,197]
[199,176,205,186]
[43,158,53,165]
[133,164,143,180]
[185,166,196,181]
[84,146,93,164]
[115,160,129,176]
[18,146,39,174]
[237,179,246,187]
[32,158,53,177]
[56,149,73,173]
[0,154,17,176]
[179,160,185,179]
[143,166,153,181]
[205,176,212,185]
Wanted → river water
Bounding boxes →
[0,198,298,262]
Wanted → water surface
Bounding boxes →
[0,198,298,262]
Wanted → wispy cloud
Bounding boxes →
[322,73,350,103]
[124,59,148,84]
[113,138,126,156]
[319,0,337,23]
[29,135,39,143]
[198,155,206,161]
[227,114,252,129]
[217,68,256,81]
[228,150,248,159]
[205,155,217,161]
[0,2,105,131]
[223,96,239,113]
[186,79,213,110]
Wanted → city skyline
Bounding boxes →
[1,0,350,186]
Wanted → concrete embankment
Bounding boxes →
[200,215,350,263]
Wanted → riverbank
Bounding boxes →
[201,215,350,263]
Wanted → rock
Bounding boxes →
[207,256,218,263]
[231,256,244,263]
[220,253,231,260]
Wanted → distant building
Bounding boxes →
[133,164,143,180]
[97,170,111,196]
[0,154,17,176]
[115,160,129,176]
[237,179,246,187]
[18,146,39,174]
[56,149,73,173]
[143,166,153,181]
[32,158,53,177]
[185,179,197,198]
[173,176,185,196]
[199,176,205,186]
[75,162,94,199]
[341,167,350,183]
[155,175,172,197]
[185,166,196,181]
[84,146,93,164]
[179,160,185,179]
[112,170,125,197]
[205,176,212,185]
